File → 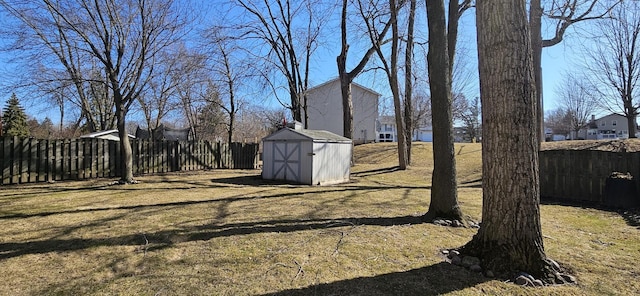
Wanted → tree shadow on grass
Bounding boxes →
[459,178,482,188]
[261,262,488,296]
[0,181,427,220]
[351,166,400,177]
[0,215,426,260]
[209,174,301,187]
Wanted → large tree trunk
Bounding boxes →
[390,0,407,169]
[627,113,637,138]
[339,74,354,140]
[337,0,353,140]
[403,0,416,165]
[530,0,544,143]
[461,0,552,278]
[116,100,134,183]
[423,0,461,221]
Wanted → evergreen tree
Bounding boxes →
[2,93,30,137]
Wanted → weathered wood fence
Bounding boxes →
[539,150,640,206]
[0,136,259,185]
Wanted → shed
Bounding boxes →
[262,128,352,185]
[80,130,135,141]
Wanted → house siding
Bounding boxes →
[304,79,379,144]
[578,114,632,140]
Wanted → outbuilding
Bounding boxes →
[80,130,135,141]
[262,127,352,185]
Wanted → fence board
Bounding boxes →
[2,137,10,185]
[0,137,259,185]
[540,150,640,206]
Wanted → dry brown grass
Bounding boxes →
[0,142,638,295]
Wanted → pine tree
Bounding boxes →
[2,93,30,137]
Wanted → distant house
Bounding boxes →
[578,113,635,140]
[413,126,433,142]
[80,130,135,141]
[303,78,380,144]
[377,115,397,142]
[376,115,433,142]
[135,124,191,141]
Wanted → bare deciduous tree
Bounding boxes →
[422,0,471,222]
[403,0,416,164]
[136,45,199,133]
[204,28,255,144]
[234,0,326,124]
[369,0,407,169]
[545,108,572,138]
[453,94,480,142]
[338,0,392,141]
[1,0,188,183]
[461,0,568,281]
[584,1,640,137]
[554,73,599,139]
[530,0,621,142]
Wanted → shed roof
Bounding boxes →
[263,128,352,143]
[80,129,135,141]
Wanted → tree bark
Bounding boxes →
[423,0,461,221]
[390,0,407,169]
[462,0,552,278]
[116,100,134,183]
[403,0,416,165]
[530,0,544,144]
[627,113,637,138]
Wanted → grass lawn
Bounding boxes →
[0,142,638,295]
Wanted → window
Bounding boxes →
[601,121,605,126]
[612,120,617,126]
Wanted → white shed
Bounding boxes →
[80,130,135,141]
[262,128,352,185]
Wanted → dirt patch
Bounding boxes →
[541,139,640,152]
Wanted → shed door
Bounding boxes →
[272,141,301,182]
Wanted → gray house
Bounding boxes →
[303,78,380,144]
[578,114,635,140]
[262,127,352,185]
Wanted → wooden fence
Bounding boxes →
[0,136,259,185]
[539,150,640,206]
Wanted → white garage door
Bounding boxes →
[272,141,301,182]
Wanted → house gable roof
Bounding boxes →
[596,113,626,121]
[307,78,381,97]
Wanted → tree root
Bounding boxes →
[445,241,577,287]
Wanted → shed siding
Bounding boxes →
[299,141,314,184]
[262,128,352,185]
[312,142,351,185]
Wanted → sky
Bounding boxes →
[0,1,599,125]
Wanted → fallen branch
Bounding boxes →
[137,233,149,256]
[293,260,305,281]
[333,231,346,256]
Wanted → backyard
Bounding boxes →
[0,142,638,295]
